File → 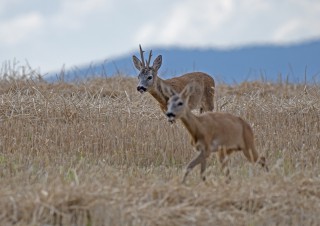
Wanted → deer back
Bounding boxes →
[165,72,214,110]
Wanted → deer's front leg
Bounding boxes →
[196,142,208,181]
[182,142,206,183]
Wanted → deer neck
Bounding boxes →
[148,76,169,110]
[180,110,203,142]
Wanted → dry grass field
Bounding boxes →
[0,70,319,225]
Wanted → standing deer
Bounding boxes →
[132,45,215,113]
[162,82,268,183]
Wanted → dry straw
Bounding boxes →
[0,71,319,225]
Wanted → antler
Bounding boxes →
[139,44,146,67]
[146,50,152,68]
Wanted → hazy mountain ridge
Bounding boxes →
[53,39,320,84]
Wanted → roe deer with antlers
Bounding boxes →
[132,45,215,113]
[163,83,268,183]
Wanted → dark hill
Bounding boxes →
[51,39,320,84]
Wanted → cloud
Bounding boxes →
[0,12,44,45]
[271,1,320,43]
[273,19,303,42]
[135,0,234,46]
[50,0,114,30]
[1,0,320,72]
[134,0,320,47]
[0,0,18,12]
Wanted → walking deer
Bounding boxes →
[163,83,268,183]
[132,45,215,114]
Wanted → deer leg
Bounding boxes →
[243,148,269,172]
[202,90,215,112]
[182,151,205,183]
[217,147,231,182]
[243,147,258,163]
[196,143,209,181]
[258,156,269,172]
[200,157,207,181]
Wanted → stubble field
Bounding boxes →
[0,73,319,225]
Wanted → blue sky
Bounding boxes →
[1,0,320,73]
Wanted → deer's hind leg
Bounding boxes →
[242,122,268,171]
[201,98,214,113]
[242,148,268,172]
[200,155,207,181]
[212,143,235,181]
[201,86,215,112]
[258,156,268,172]
[216,147,233,182]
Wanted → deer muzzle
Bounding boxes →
[166,112,176,123]
[137,86,147,93]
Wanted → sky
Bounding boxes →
[1,0,320,74]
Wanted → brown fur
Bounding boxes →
[163,83,268,183]
[132,45,215,113]
[150,72,215,112]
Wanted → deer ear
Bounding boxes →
[132,55,143,70]
[181,82,195,100]
[152,55,162,71]
[161,83,176,97]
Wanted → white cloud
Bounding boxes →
[0,12,44,45]
[1,0,320,72]
[50,0,114,30]
[0,0,18,11]
[273,19,303,42]
[134,0,320,47]
[135,0,235,46]
[271,1,320,43]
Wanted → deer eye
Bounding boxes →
[147,76,152,80]
[178,102,183,106]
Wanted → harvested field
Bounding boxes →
[0,74,319,226]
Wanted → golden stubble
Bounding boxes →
[0,76,319,225]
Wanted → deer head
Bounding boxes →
[163,83,195,123]
[132,45,162,93]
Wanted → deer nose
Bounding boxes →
[166,112,176,118]
[137,86,147,93]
